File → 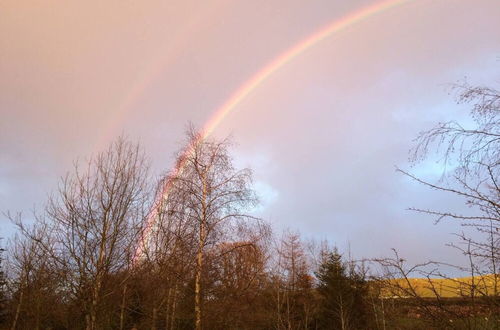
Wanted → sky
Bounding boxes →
[1,0,500,268]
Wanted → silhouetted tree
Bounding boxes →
[388,81,500,327]
[272,230,315,329]
[404,83,499,282]
[162,126,262,330]
[315,249,370,330]
[11,137,151,330]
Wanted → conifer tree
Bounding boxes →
[315,249,369,330]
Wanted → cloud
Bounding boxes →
[1,0,499,266]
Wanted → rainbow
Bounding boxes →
[199,0,415,138]
[134,0,415,260]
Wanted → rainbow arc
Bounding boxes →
[134,0,415,260]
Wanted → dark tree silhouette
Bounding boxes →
[315,249,370,330]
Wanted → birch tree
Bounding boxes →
[165,127,259,330]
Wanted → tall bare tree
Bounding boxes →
[134,175,198,330]
[164,126,259,329]
[12,137,151,330]
[271,230,315,330]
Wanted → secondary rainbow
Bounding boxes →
[134,0,415,260]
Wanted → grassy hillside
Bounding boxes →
[380,274,499,298]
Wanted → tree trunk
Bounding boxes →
[194,224,205,330]
[85,314,91,330]
[170,283,178,330]
[339,296,346,330]
[151,307,157,330]
[381,298,386,330]
[90,281,101,330]
[10,289,23,330]
[120,283,127,330]
[165,287,172,330]
[195,173,208,330]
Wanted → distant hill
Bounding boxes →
[379,275,499,298]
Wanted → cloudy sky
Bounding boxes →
[1,0,499,266]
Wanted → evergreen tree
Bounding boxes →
[315,249,370,330]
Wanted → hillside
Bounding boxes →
[380,275,500,298]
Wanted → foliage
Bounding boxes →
[315,249,371,330]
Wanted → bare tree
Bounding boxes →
[203,240,269,328]
[11,137,151,330]
[133,176,199,330]
[271,230,315,330]
[5,221,63,330]
[160,126,260,330]
[404,83,499,282]
[390,82,500,327]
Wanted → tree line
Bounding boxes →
[0,82,499,329]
